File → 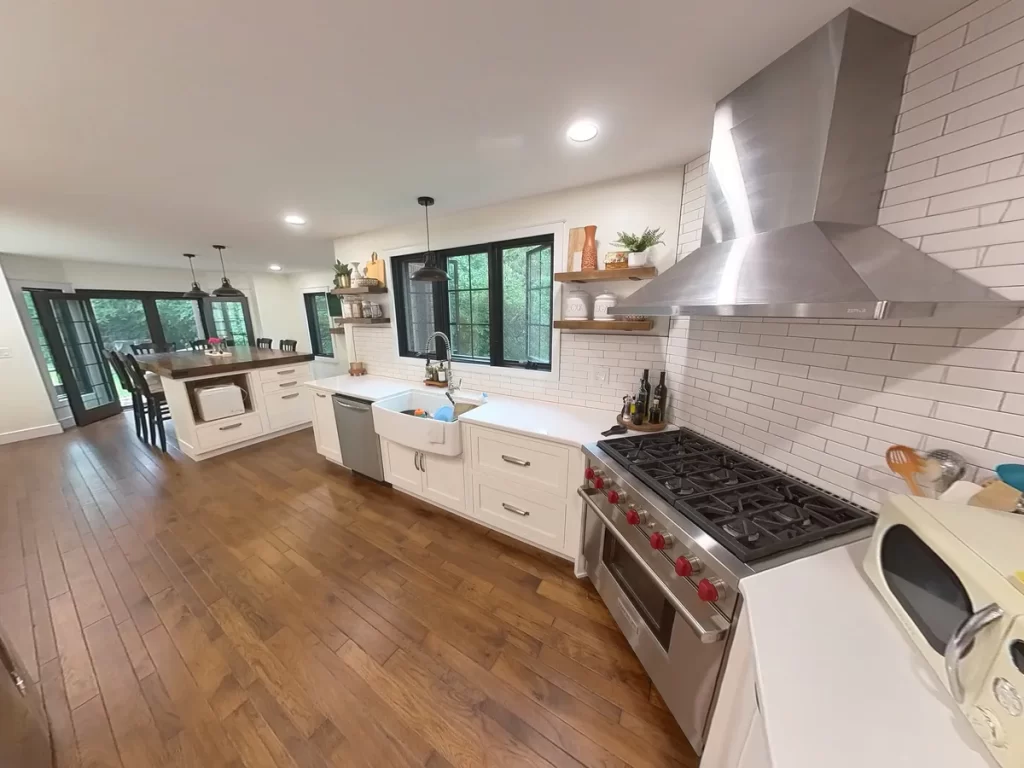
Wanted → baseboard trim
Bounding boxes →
[0,422,64,445]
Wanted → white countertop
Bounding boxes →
[742,540,996,768]
[304,374,651,448]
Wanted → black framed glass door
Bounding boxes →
[35,295,123,426]
[204,298,254,345]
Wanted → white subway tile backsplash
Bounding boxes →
[958,328,1024,348]
[882,377,1005,407]
[907,15,1024,91]
[839,385,935,416]
[946,365,1024,392]
[846,356,948,381]
[883,165,989,207]
[916,0,1004,49]
[876,408,991,445]
[812,339,894,359]
[892,343,1019,368]
[936,402,1024,432]
[1002,392,1024,412]
[854,326,960,345]
[808,366,886,390]
[989,430,1024,453]
[890,119,1003,170]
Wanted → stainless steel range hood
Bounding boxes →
[615,10,1009,320]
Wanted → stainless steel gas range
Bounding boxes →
[579,427,876,754]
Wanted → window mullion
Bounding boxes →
[489,243,503,366]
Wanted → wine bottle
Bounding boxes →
[649,371,666,424]
[633,369,650,425]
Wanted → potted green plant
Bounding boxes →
[612,227,665,267]
[333,260,352,288]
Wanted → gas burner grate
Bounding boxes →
[597,429,875,562]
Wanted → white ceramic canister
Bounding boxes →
[565,290,592,319]
[593,293,618,320]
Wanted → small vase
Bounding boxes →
[581,225,598,271]
[627,250,647,268]
[336,273,350,288]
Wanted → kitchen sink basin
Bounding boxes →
[371,391,462,456]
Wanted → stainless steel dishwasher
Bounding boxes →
[332,394,385,481]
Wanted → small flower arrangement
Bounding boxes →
[207,337,228,355]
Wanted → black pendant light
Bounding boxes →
[182,253,209,298]
[211,244,244,297]
[411,196,449,282]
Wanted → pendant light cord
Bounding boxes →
[186,254,198,281]
[424,205,431,252]
[215,245,228,278]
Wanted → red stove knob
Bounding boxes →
[606,489,622,504]
[584,467,595,480]
[625,508,641,525]
[593,475,605,489]
[649,531,673,550]
[697,578,724,603]
[674,557,694,578]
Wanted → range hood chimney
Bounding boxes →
[616,9,1010,320]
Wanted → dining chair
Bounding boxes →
[124,354,171,452]
[106,350,147,443]
[256,338,272,349]
[279,339,298,352]
[189,340,212,350]
[131,342,157,354]
[224,339,236,347]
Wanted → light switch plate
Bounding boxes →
[0,347,11,359]
[593,366,609,384]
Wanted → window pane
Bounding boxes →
[212,300,248,342]
[469,253,489,288]
[23,291,67,401]
[308,293,333,357]
[502,242,551,366]
[89,298,150,353]
[445,250,490,362]
[399,259,437,354]
[155,299,203,350]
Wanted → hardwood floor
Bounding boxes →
[0,413,697,768]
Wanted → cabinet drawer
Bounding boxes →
[261,377,304,394]
[471,427,570,496]
[265,387,311,432]
[195,412,265,452]
[471,480,566,552]
[257,363,311,383]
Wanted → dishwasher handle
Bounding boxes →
[333,398,370,412]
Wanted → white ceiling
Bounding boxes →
[0,0,964,271]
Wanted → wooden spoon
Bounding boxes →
[886,445,924,496]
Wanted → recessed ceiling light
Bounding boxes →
[268,264,282,272]
[566,120,599,143]
[284,214,306,226]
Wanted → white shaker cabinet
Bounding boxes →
[309,389,343,465]
[701,610,772,768]
[380,438,467,513]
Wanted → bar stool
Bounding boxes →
[124,354,171,452]
[256,338,272,349]
[106,351,147,443]
[189,340,212,350]
[279,339,297,352]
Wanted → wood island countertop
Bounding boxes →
[134,348,314,379]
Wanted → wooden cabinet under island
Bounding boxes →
[135,348,315,460]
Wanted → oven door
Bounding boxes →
[580,490,730,755]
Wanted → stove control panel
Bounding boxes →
[624,508,648,526]
[697,578,725,603]
[649,531,674,550]
[673,555,702,578]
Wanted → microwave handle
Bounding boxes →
[577,487,727,644]
[945,602,1004,704]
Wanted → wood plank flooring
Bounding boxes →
[0,413,696,768]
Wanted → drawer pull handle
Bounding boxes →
[281,392,300,400]
[277,369,296,375]
[219,422,243,431]
[501,454,531,467]
[279,381,298,388]
[502,502,530,517]
[316,393,327,398]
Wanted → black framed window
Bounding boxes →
[392,234,554,370]
[303,292,336,357]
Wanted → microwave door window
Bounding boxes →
[880,524,974,654]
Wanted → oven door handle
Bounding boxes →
[945,602,1004,704]
[577,487,727,644]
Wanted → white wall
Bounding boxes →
[0,260,60,444]
[333,168,683,409]
[665,0,1024,510]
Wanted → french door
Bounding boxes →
[35,296,123,426]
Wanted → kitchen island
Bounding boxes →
[136,348,314,461]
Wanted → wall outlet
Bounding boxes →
[593,366,609,384]
[0,347,11,359]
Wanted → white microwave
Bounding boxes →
[863,495,1024,767]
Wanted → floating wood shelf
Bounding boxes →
[331,285,388,295]
[330,317,390,330]
[553,267,656,283]
[553,319,653,331]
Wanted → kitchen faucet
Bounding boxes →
[427,331,460,394]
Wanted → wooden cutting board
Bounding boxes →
[969,480,1023,512]
[566,227,586,271]
[364,252,386,286]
